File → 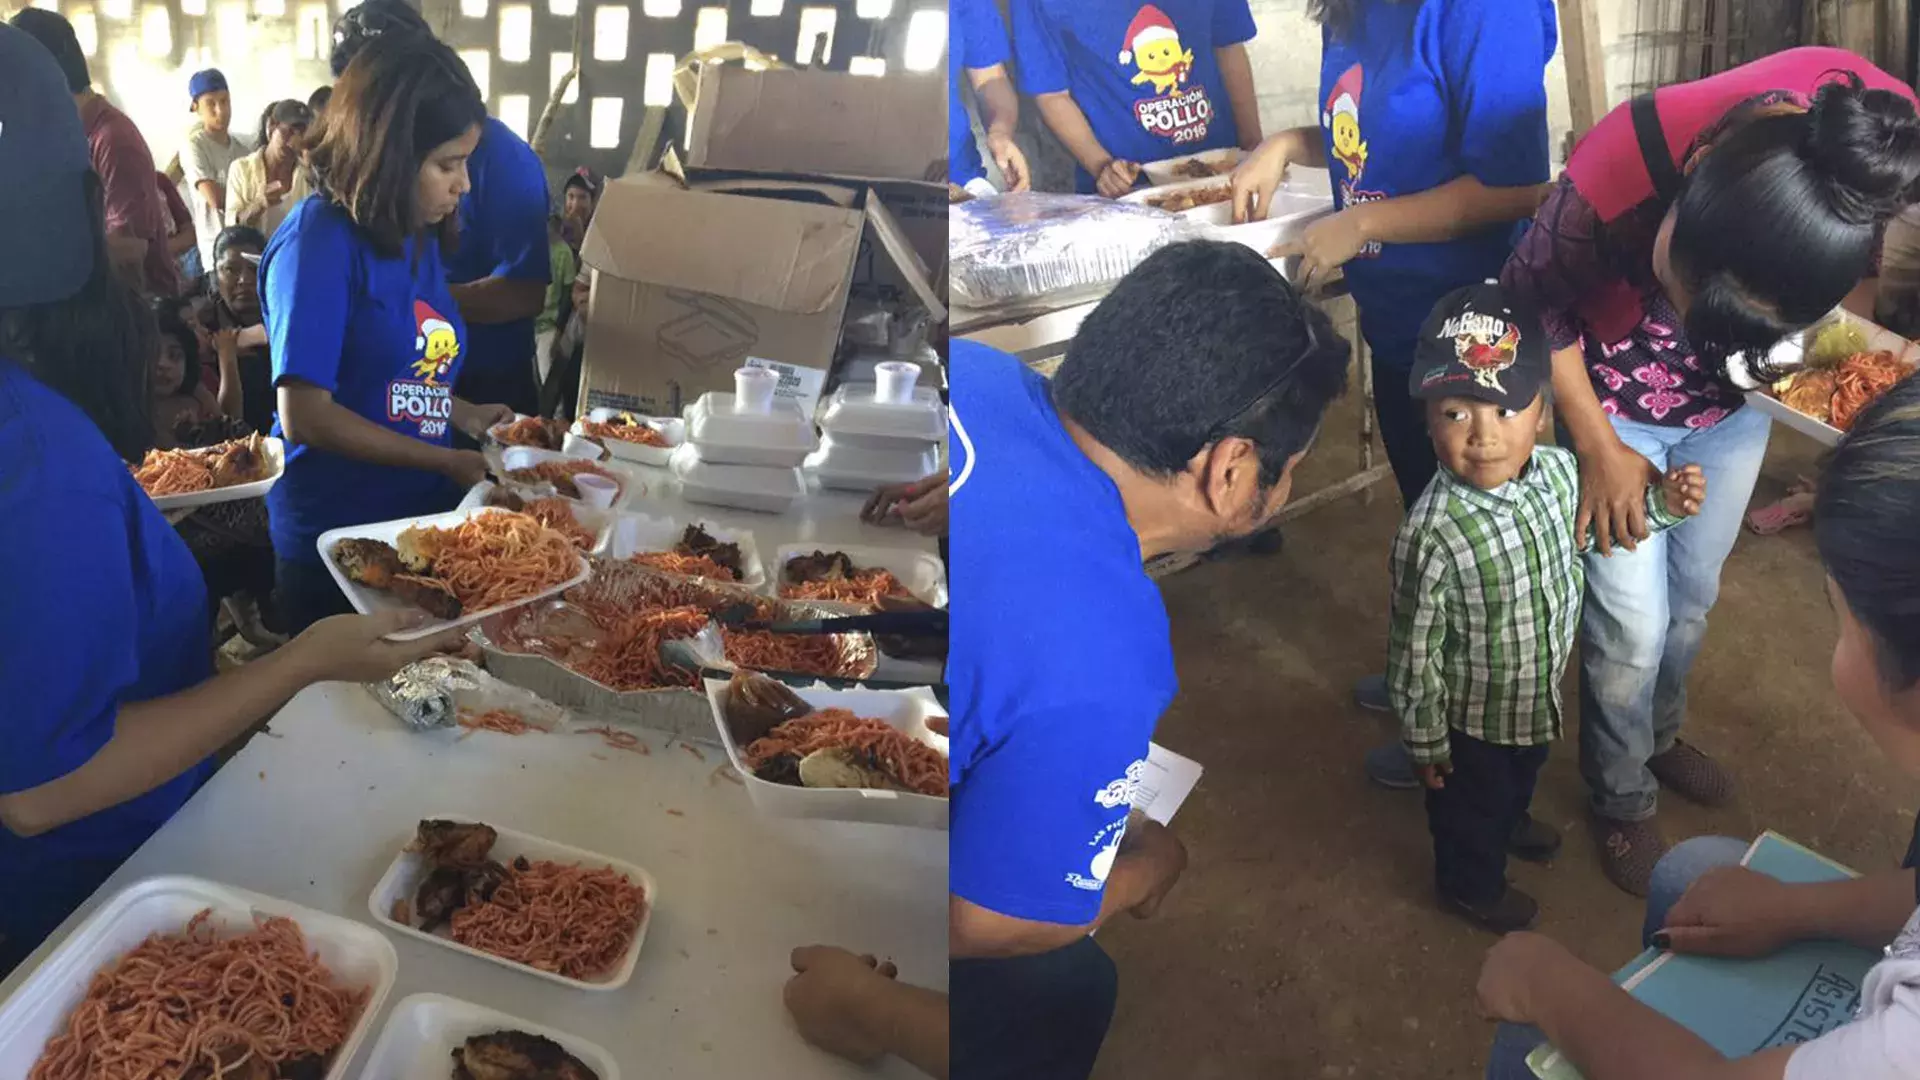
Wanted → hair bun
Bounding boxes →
[1805,77,1920,225]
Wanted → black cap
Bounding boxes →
[0,22,95,308]
[1409,280,1549,410]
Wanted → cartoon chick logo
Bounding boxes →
[1117,5,1193,97]
[1323,64,1367,184]
[411,300,459,383]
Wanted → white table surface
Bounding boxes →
[0,466,948,1080]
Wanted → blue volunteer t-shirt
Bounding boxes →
[1012,0,1257,193]
[948,341,1178,925]
[0,359,213,938]
[263,196,468,562]
[445,117,551,417]
[1320,0,1556,354]
[950,0,1012,186]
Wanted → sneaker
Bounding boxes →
[1364,742,1418,790]
[1443,885,1540,934]
[1508,816,1562,864]
[1353,673,1391,713]
[1591,814,1668,897]
[1647,740,1734,807]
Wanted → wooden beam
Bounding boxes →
[1560,0,1610,135]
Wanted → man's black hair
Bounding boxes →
[10,9,90,93]
[329,0,432,77]
[1052,241,1350,489]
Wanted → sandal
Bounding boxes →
[1746,490,1814,535]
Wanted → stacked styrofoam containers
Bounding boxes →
[807,361,944,493]
[669,367,818,514]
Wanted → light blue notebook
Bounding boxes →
[1527,831,1879,1079]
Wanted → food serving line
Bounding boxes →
[0,388,948,1079]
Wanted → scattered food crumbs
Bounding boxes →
[681,744,705,762]
[257,771,265,780]
[666,808,684,817]
[701,1042,713,1053]
[591,753,610,761]
[579,725,649,754]
[710,765,743,787]
[678,948,691,960]
[706,928,718,936]
[391,898,410,923]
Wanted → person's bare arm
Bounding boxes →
[967,65,1029,192]
[865,980,949,1078]
[1215,43,1263,149]
[166,222,197,259]
[212,329,244,419]
[1548,342,1657,554]
[1033,91,1139,196]
[195,178,224,214]
[1348,176,1549,245]
[1530,950,1791,1080]
[1659,865,1917,954]
[278,381,479,482]
[1843,277,1880,318]
[449,278,548,326]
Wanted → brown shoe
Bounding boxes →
[1508,815,1562,864]
[1648,739,1734,807]
[1442,886,1539,934]
[1591,815,1668,897]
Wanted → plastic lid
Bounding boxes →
[818,385,946,441]
[687,392,818,453]
[671,444,806,497]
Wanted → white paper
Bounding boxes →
[1132,742,1202,825]
[743,356,829,416]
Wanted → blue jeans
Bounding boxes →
[1484,835,1748,1078]
[1578,406,1770,821]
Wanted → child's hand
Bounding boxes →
[213,327,240,361]
[1417,758,1452,790]
[1663,464,1706,517]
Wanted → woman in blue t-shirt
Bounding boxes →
[263,33,513,631]
[0,22,464,976]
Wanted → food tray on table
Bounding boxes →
[705,678,950,830]
[806,437,942,492]
[950,191,1199,313]
[0,874,395,1080]
[818,383,947,443]
[1739,309,1920,447]
[669,444,807,515]
[139,435,285,511]
[360,993,620,1080]
[485,414,604,460]
[1140,147,1245,187]
[318,506,592,642]
[774,543,950,613]
[457,481,615,554]
[367,815,657,992]
[601,510,768,590]
[492,445,637,506]
[1200,189,1336,266]
[684,393,819,468]
[572,407,686,467]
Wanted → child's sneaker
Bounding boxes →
[1508,816,1562,863]
[1443,886,1539,934]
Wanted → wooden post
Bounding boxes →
[1560,0,1610,135]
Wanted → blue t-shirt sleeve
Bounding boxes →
[1435,0,1552,189]
[478,133,553,284]
[952,702,1148,925]
[1212,0,1258,47]
[264,209,353,393]
[0,491,140,795]
[1009,0,1070,96]
[957,0,1010,70]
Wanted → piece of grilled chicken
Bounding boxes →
[452,1030,599,1080]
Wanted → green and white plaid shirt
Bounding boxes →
[1388,445,1686,765]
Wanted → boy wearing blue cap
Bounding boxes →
[184,68,251,272]
[1390,281,1706,933]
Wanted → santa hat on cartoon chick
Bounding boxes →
[1323,63,1363,127]
[1118,4,1179,65]
[413,299,451,351]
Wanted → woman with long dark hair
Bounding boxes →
[1498,50,1920,895]
[226,99,313,239]
[262,33,511,631]
[0,23,461,976]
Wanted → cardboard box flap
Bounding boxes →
[685,65,944,182]
[580,181,863,315]
[863,188,945,322]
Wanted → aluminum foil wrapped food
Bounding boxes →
[368,657,488,730]
[950,192,1199,312]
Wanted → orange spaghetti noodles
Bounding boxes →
[744,708,949,796]
[524,497,597,551]
[28,909,367,1080]
[629,551,738,581]
[782,568,908,607]
[505,459,622,499]
[447,858,648,980]
[493,415,564,450]
[570,606,711,691]
[1830,350,1911,431]
[424,511,580,611]
[578,725,649,754]
[131,450,216,496]
[723,629,860,678]
[578,418,669,446]
[458,708,538,735]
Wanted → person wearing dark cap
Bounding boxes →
[330,0,552,420]
[560,167,596,252]
[1387,281,1704,933]
[225,99,313,238]
[0,22,465,977]
[184,68,251,272]
[10,8,180,298]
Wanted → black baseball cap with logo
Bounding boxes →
[1409,280,1550,411]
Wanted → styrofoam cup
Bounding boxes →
[874,361,921,404]
[573,473,619,509]
[733,367,778,414]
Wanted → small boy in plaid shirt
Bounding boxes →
[1389,281,1705,933]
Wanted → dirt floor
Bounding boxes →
[1090,383,1919,1078]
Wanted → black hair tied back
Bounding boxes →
[1803,75,1920,226]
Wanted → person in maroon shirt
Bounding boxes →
[1498,48,1920,895]
[10,9,180,299]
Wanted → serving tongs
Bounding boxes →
[710,602,948,638]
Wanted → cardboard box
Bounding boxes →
[682,64,945,184]
[576,174,940,419]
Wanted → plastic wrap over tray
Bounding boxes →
[950,192,1198,311]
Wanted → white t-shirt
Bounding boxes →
[1787,904,1920,1078]
[183,127,252,269]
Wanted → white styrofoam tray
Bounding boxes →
[144,436,286,511]
[806,438,941,492]
[686,393,819,468]
[456,481,616,554]
[317,506,592,642]
[574,407,686,467]
[1737,308,1920,448]
[495,445,639,506]
[774,543,949,613]
[602,509,768,590]
[1123,171,1334,227]
[360,993,621,1080]
[1140,147,1244,187]
[818,385,946,442]
[1201,190,1336,256]
[670,444,806,515]
[704,679,949,830]
[487,414,606,460]
[0,875,396,1080]
[367,815,658,992]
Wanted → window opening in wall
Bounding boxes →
[642,0,680,17]
[750,0,782,18]
[642,50,674,105]
[140,5,171,55]
[180,0,205,17]
[550,0,576,15]
[796,5,834,66]
[499,94,531,139]
[856,0,890,17]
[296,3,329,60]
[903,6,944,72]
[253,0,284,18]
[499,4,532,62]
[693,6,727,49]
[551,52,582,103]
[590,96,622,148]
[460,0,488,17]
[215,1,247,56]
[460,48,491,100]
[593,5,628,62]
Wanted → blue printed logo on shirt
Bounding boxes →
[1118,5,1214,145]
[387,299,460,439]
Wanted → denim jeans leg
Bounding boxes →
[1651,406,1772,751]
[1641,834,1750,946]
[1484,1023,1550,1080]
[1369,340,1438,510]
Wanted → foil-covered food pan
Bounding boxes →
[366,656,570,732]
[950,192,1198,312]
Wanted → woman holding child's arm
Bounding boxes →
[1494,51,1920,894]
